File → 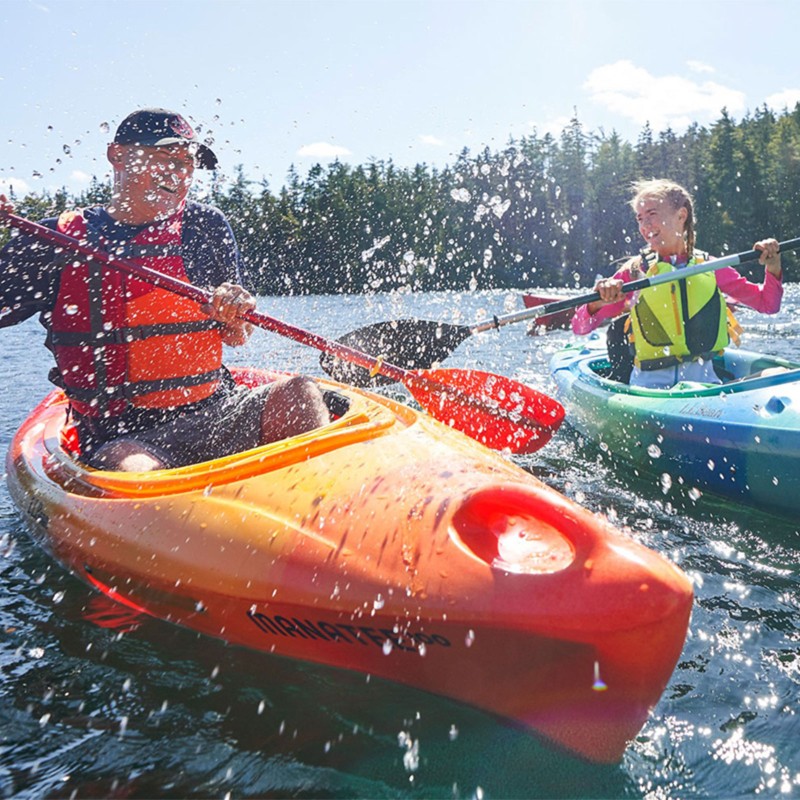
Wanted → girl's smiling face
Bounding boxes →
[635,194,688,260]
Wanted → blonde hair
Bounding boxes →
[629,178,695,258]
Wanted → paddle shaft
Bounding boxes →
[1,211,410,383]
[471,238,800,333]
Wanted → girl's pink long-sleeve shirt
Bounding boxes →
[571,263,783,335]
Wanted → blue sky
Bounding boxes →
[2,0,799,198]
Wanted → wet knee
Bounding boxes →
[279,376,328,416]
[262,376,330,437]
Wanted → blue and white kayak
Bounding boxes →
[550,336,800,514]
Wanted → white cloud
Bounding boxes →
[584,59,746,132]
[765,89,800,111]
[70,170,91,185]
[687,60,715,74]
[419,134,444,146]
[0,176,31,196]
[296,142,352,159]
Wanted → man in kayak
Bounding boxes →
[571,178,782,388]
[0,107,329,471]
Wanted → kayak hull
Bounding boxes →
[7,368,692,763]
[550,338,800,513]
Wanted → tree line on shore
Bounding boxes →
[6,104,800,295]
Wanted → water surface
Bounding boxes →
[1,287,799,798]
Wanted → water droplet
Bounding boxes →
[382,639,393,655]
[449,724,459,741]
[373,594,385,610]
[465,629,475,647]
[647,443,662,458]
[63,144,71,155]
[661,473,673,492]
[53,591,65,604]
[64,304,79,316]
[99,122,110,134]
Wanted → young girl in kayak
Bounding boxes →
[571,178,783,388]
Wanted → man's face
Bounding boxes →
[109,143,196,222]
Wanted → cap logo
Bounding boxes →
[169,115,195,140]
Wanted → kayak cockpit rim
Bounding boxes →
[575,349,800,398]
[38,379,421,499]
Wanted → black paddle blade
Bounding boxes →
[319,318,472,387]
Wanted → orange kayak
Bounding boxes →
[6,367,692,763]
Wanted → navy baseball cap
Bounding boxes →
[113,108,218,169]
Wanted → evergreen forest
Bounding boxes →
[6,105,800,295]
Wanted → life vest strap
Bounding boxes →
[54,367,225,403]
[50,318,219,346]
[636,350,719,371]
[109,243,184,259]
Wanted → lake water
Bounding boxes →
[1,287,799,799]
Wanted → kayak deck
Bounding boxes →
[7,367,693,763]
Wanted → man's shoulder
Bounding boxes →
[183,200,230,227]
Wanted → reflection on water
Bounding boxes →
[1,286,799,798]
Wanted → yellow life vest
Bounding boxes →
[630,256,728,371]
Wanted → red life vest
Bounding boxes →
[50,209,224,418]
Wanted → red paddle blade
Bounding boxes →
[403,368,564,455]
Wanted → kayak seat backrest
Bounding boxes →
[589,358,615,380]
[605,314,634,384]
[322,389,351,420]
[712,356,736,383]
[59,422,81,458]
